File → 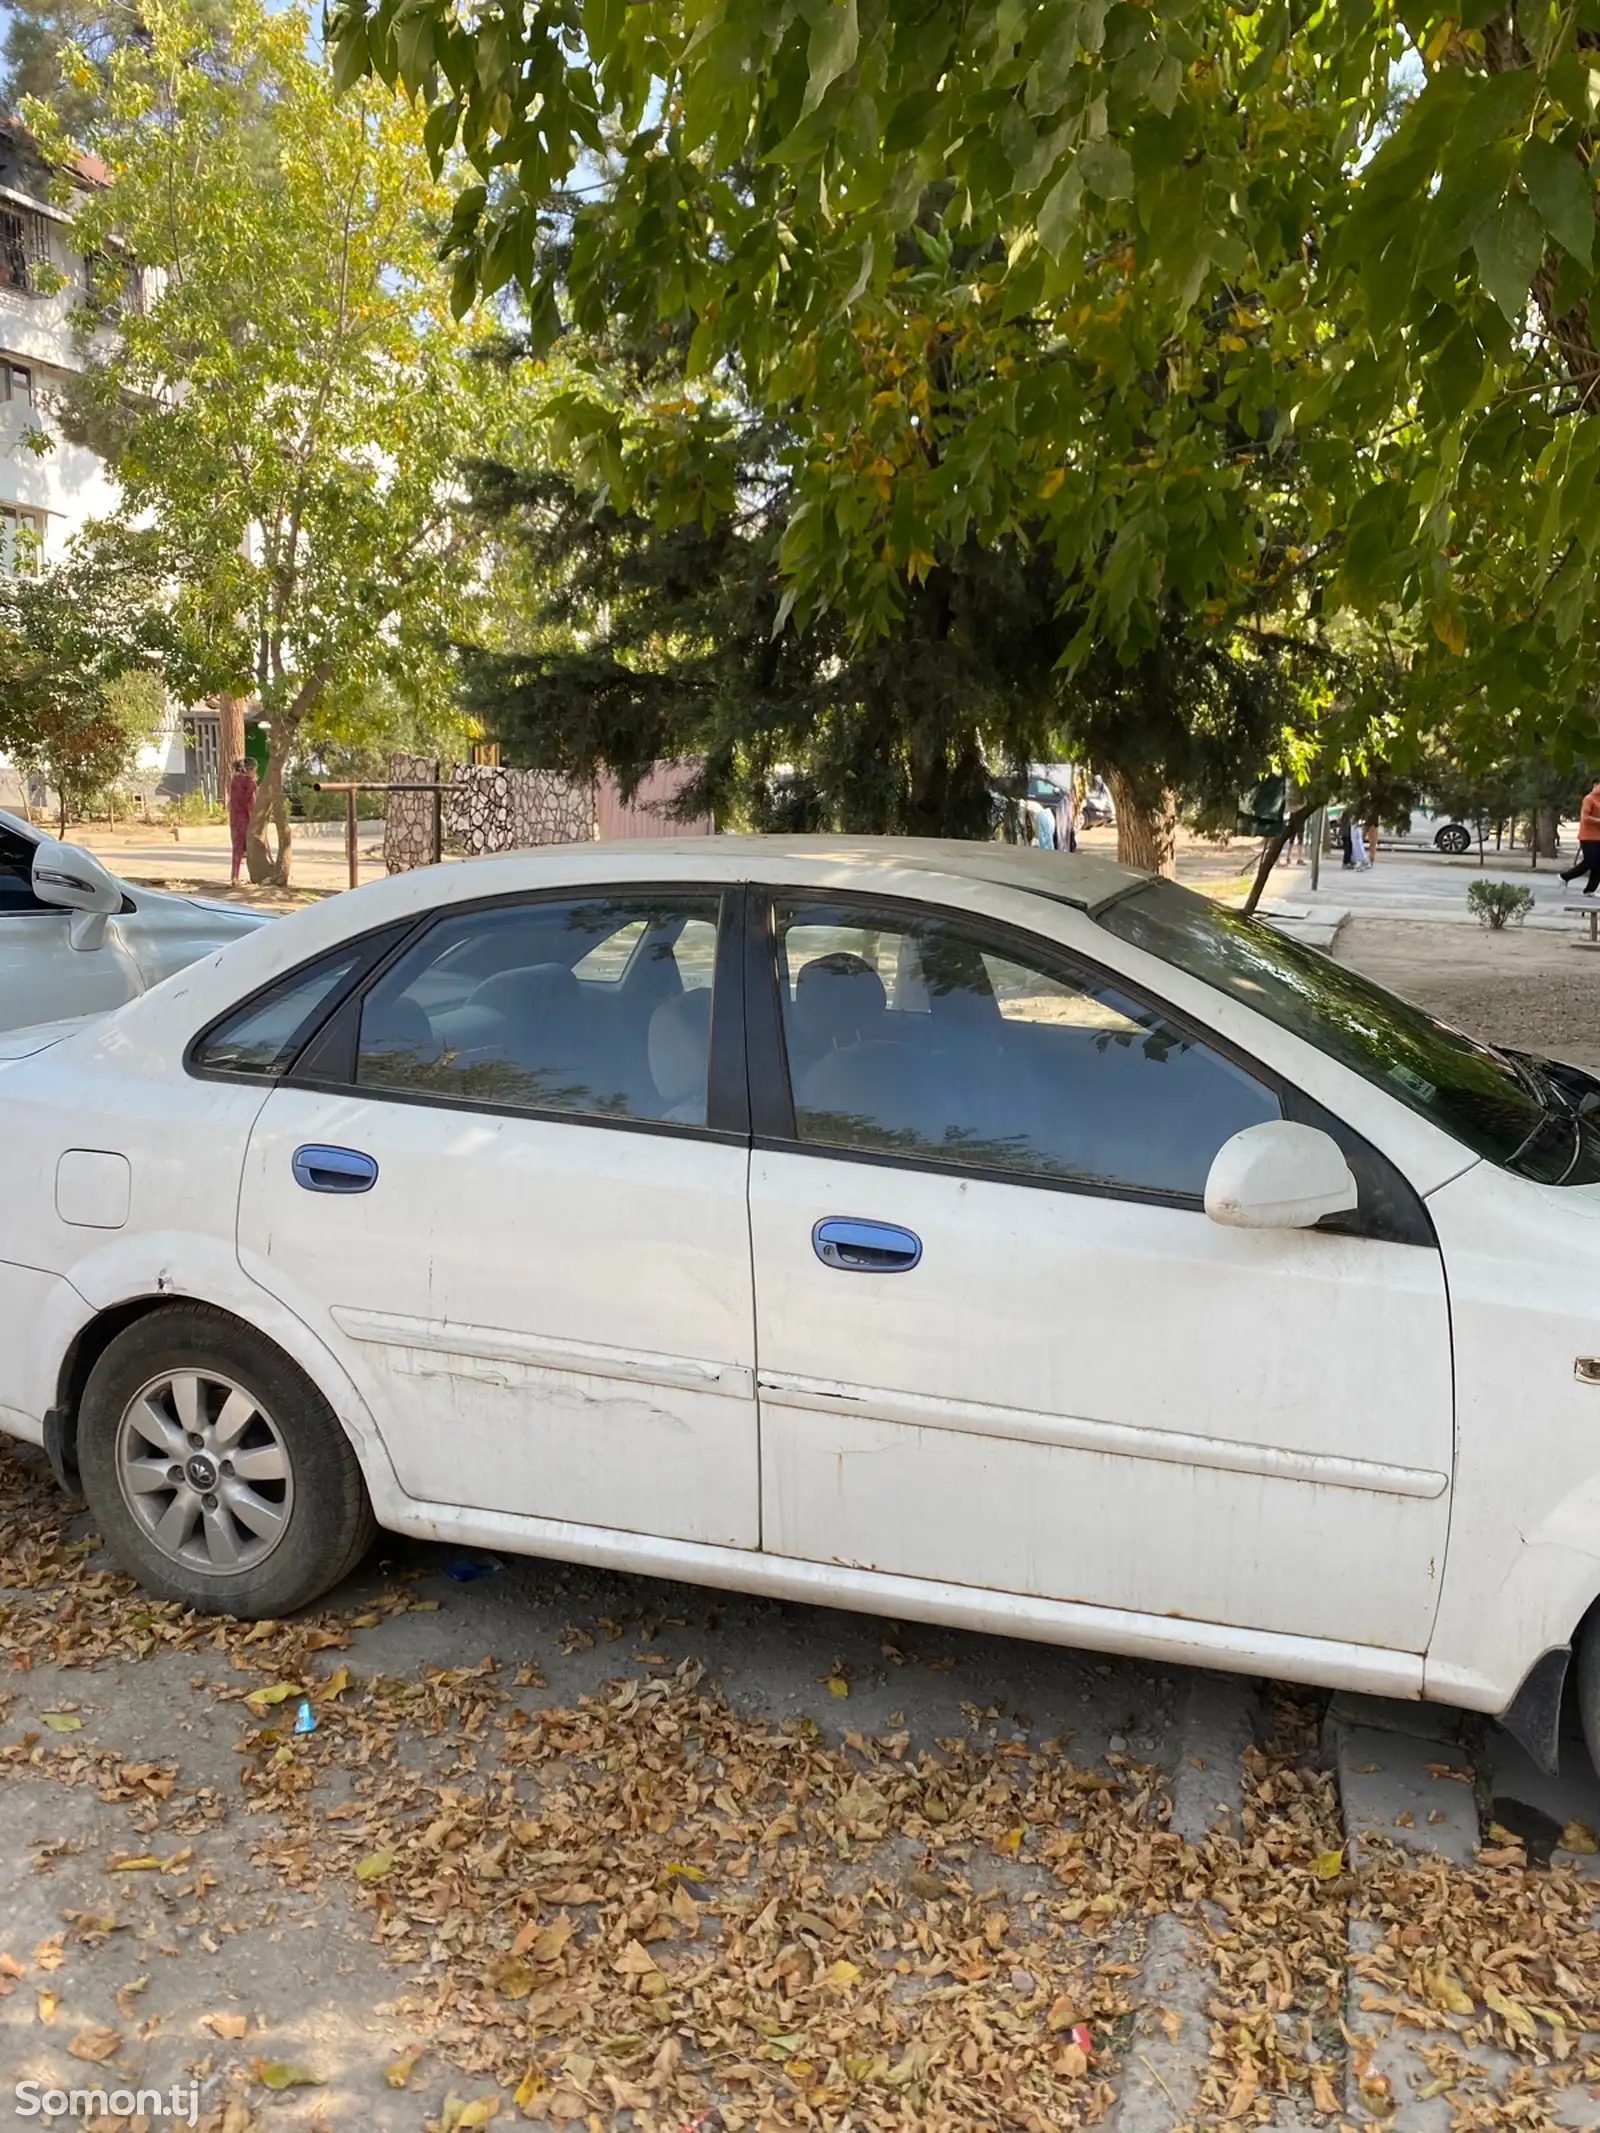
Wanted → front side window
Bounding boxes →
[354,894,722,1127]
[773,900,1278,1198]
[1101,879,1600,1187]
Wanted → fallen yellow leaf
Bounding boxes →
[204,2010,250,2039]
[385,2045,426,2089]
[825,1675,850,1698]
[1560,1818,1599,1854]
[108,1855,162,1872]
[355,1851,394,1881]
[41,1713,83,1732]
[250,2058,324,2089]
[512,2067,546,2112]
[1311,1847,1344,1879]
[319,1666,351,1700]
[457,2098,501,2127]
[244,1681,301,1709]
[36,1988,58,2023]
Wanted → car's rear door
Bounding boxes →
[237,883,760,1547]
[745,888,1455,1653]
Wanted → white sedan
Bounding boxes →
[2,836,1596,1779]
[0,808,270,1036]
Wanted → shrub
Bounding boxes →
[163,789,226,827]
[1467,879,1535,930]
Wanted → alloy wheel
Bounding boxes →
[114,1369,295,1575]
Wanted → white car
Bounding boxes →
[0,808,270,1035]
[2,836,1597,1779]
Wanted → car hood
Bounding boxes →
[133,887,275,935]
[0,1012,104,1061]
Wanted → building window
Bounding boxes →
[1,362,31,408]
[0,206,50,295]
[0,504,44,573]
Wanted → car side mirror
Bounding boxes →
[32,838,123,953]
[1204,1120,1359,1231]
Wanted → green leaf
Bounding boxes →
[1078,136,1133,201]
[1521,135,1593,266]
[356,1851,395,1881]
[1037,161,1084,255]
[799,0,859,119]
[1472,196,1545,321]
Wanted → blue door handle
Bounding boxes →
[292,1144,378,1194]
[813,1217,922,1273]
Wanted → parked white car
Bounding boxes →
[0,809,271,1036]
[3,837,1598,1776]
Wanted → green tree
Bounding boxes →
[0,534,166,833]
[27,0,503,884]
[333,2,1600,829]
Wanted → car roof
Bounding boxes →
[491,835,1144,914]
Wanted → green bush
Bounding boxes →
[1467,880,1535,930]
[163,789,226,826]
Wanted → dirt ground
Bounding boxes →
[1333,916,1600,1071]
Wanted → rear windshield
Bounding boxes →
[1100,880,1600,1187]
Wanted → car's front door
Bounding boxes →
[237,885,760,1547]
[746,891,1454,1652]
[0,821,141,1030]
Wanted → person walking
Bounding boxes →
[1560,777,1600,896]
[227,755,257,887]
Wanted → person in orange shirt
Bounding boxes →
[1560,778,1600,896]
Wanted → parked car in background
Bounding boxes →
[0,810,272,1035]
[5,834,1600,1783]
[1079,775,1115,827]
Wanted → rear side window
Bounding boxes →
[353,894,723,1126]
[193,949,368,1076]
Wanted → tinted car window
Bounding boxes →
[194,949,367,1076]
[775,901,1278,1197]
[0,823,45,914]
[355,895,722,1126]
[1101,879,1600,1186]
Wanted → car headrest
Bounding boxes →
[360,993,439,1068]
[791,951,887,1051]
[466,961,585,1038]
[649,987,712,1111]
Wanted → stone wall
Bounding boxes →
[382,756,597,875]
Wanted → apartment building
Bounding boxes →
[0,117,202,805]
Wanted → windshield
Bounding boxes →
[1099,880,1600,1187]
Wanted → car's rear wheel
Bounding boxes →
[1434,822,1472,855]
[1577,1616,1600,1783]
[77,1304,375,1617]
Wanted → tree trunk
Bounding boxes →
[1242,803,1316,918]
[217,691,246,781]
[1535,803,1558,860]
[246,735,294,886]
[1106,768,1178,877]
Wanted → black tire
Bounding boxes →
[1578,1616,1600,1785]
[1435,823,1472,855]
[77,1303,376,1617]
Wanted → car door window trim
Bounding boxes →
[747,886,1435,1246]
